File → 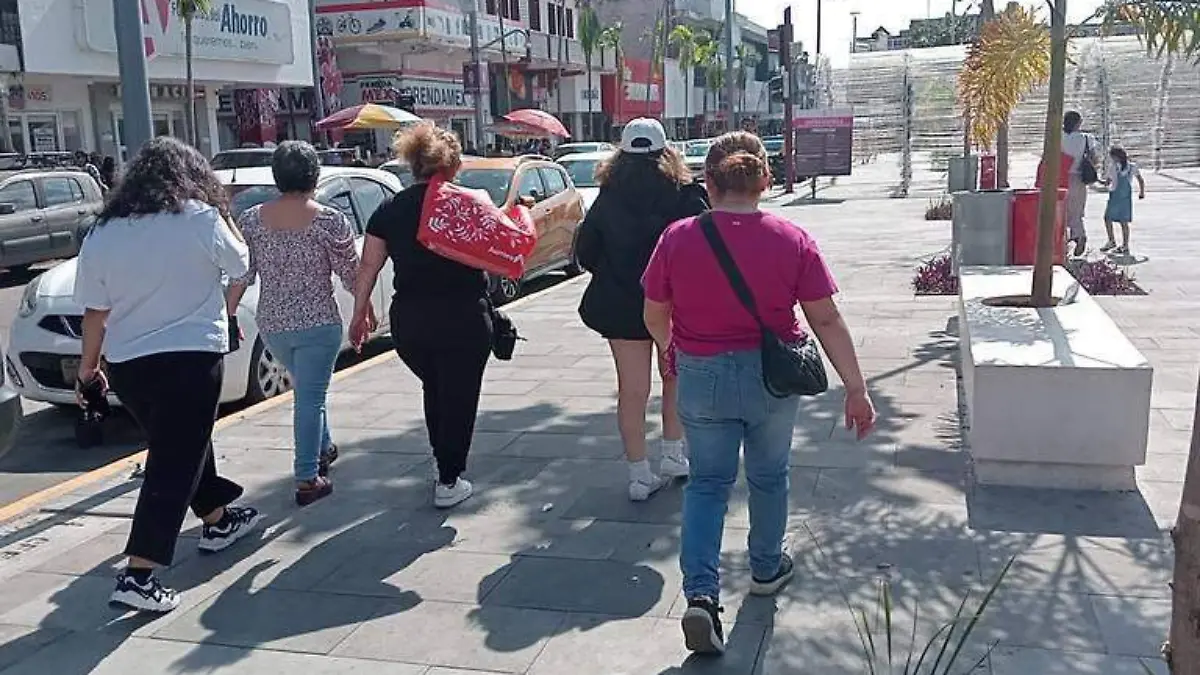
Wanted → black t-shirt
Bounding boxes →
[365,183,491,344]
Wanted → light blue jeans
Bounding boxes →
[676,349,799,599]
[262,324,342,482]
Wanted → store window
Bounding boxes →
[6,118,22,154]
[26,114,59,153]
[60,111,84,152]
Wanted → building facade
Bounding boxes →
[11,0,314,157]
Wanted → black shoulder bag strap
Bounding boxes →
[697,211,764,330]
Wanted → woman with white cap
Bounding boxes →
[575,118,710,501]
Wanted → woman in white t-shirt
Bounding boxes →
[1061,111,1100,255]
[74,137,263,614]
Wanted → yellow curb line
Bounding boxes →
[0,273,588,524]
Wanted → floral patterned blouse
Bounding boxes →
[234,204,359,335]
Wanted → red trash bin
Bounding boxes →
[1010,188,1067,266]
[979,154,997,189]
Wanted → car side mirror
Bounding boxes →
[517,195,536,208]
[527,189,542,202]
[0,203,16,216]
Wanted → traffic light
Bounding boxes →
[769,75,784,102]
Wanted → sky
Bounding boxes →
[740,0,1107,66]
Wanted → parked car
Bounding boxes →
[762,135,787,184]
[0,343,22,460]
[0,169,104,273]
[455,155,586,305]
[556,150,610,211]
[552,142,615,160]
[683,139,713,181]
[378,159,415,187]
[210,147,364,170]
[6,166,401,408]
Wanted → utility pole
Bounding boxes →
[466,0,487,150]
[782,7,794,193]
[811,0,823,200]
[113,0,153,159]
[309,0,328,146]
[498,4,511,116]
[724,0,736,131]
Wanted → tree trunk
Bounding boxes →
[997,119,1010,187]
[1169,372,1200,675]
[1030,0,1067,307]
[186,16,199,147]
[585,58,593,140]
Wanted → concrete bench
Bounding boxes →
[958,266,1153,490]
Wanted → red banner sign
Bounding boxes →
[601,58,663,124]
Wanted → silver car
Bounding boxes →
[0,344,23,460]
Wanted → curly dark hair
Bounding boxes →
[97,136,230,224]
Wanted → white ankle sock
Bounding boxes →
[629,459,655,483]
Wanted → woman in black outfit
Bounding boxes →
[576,118,709,502]
[351,123,490,509]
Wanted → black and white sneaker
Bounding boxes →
[750,552,795,596]
[198,505,263,553]
[110,572,181,613]
[681,595,725,655]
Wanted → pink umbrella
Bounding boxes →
[502,109,570,139]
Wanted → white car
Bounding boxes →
[6,166,401,407]
[0,343,21,459]
[683,140,714,181]
[556,150,611,211]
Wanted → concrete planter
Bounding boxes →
[958,266,1153,490]
[947,155,979,193]
[951,190,1013,272]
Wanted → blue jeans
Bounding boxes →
[262,324,342,481]
[677,349,799,599]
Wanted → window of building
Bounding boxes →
[565,8,574,38]
[529,0,541,31]
[485,0,496,15]
[508,0,520,21]
[547,3,557,35]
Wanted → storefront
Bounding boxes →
[601,58,664,138]
[342,71,478,151]
[18,0,313,157]
[4,78,92,154]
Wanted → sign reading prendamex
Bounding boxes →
[83,0,295,65]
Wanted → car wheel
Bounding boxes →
[245,338,291,404]
[489,275,522,306]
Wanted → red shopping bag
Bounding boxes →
[1036,152,1073,190]
[418,175,537,279]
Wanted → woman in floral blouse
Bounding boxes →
[228,141,363,506]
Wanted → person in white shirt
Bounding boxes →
[73,137,263,614]
[1100,146,1146,255]
[1060,111,1100,255]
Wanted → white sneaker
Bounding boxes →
[434,478,474,509]
[629,474,668,502]
[660,441,690,479]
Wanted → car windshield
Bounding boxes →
[561,159,601,188]
[685,143,711,157]
[763,139,784,153]
[227,184,281,218]
[211,152,273,170]
[455,168,513,206]
[381,164,414,187]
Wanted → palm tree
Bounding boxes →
[645,16,667,112]
[669,25,697,139]
[177,0,214,147]
[693,32,716,125]
[735,44,762,123]
[599,23,624,134]
[579,3,602,140]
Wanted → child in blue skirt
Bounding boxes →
[1101,146,1146,255]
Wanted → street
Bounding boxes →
[0,265,571,508]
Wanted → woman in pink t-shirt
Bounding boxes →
[642,131,876,656]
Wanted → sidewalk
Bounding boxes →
[0,194,1192,674]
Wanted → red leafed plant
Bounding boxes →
[913,254,958,295]
[913,255,1145,297]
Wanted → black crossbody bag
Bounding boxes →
[697,212,829,398]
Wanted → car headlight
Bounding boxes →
[17,276,41,318]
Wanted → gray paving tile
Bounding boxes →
[1090,594,1170,658]
[333,599,565,672]
[974,590,1108,653]
[151,588,391,654]
[498,432,624,460]
[528,614,764,674]
[318,547,511,604]
[0,624,67,671]
[32,532,198,578]
[978,535,1172,597]
[482,556,677,618]
[990,646,1167,675]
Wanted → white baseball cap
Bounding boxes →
[620,118,668,154]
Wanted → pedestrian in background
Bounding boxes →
[227,141,362,506]
[73,137,262,614]
[350,122,491,509]
[576,118,710,502]
[642,131,875,655]
[1100,145,1146,256]
[1061,110,1099,256]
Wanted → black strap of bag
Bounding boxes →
[697,212,828,398]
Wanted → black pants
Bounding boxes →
[391,302,491,485]
[108,351,243,566]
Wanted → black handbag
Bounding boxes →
[1080,136,1099,185]
[488,302,522,361]
[697,212,829,398]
